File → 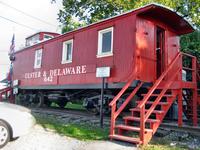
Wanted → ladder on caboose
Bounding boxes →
[109,52,198,145]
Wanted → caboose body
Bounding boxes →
[12,4,193,107]
[13,4,192,89]
[7,4,199,144]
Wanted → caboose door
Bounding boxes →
[156,26,165,78]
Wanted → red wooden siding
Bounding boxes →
[136,17,155,82]
[13,15,137,87]
[12,4,191,89]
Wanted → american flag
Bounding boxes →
[9,34,15,55]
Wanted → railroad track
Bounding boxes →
[31,107,113,127]
[31,107,200,136]
[160,121,200,137]
[32,107,93,117]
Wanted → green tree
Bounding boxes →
[180,31,200,57]
[57,0,200,59]
[58,0,134,33]
[58,0,200,32]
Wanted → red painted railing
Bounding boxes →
[138,52,182,142]
[196,60,200,105]
[109,51,198,144]
[138,52,198,142]
[137,52,182,109]
[144,69,180,121]
[109,74,143,135]
[181,52,198,126]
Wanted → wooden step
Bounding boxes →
[109,134,141,144]
[130,108,164,114]
[123,116,160,123]
[115,124,153,133]
[141,93,174,97]
[136,101,169,105]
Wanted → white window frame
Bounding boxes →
[62,39,73,64]
[34,49,43,69]
[97,27,113,58]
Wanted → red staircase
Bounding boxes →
[109,52,198,145]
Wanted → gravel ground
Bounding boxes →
[2,125,137,150]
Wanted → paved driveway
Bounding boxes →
[2,125,137,150]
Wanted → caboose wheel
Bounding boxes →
[31,92,44,108]
[57,101,67,108]
[15,93,30,107]
[86,107,99,115]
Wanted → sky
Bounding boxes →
[0,0,63,88]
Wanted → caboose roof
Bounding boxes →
[135,3,194,35]
[17,3,194,53]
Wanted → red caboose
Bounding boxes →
[10,4,199,144]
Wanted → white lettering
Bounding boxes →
[24,65,87,80]
[62,68,66,75]
[66,68,71,74]
[43,71,47,77]
[82,65,86,73]
[76,66,81,74]
[50,70,54,77]
[71,68,75,74]
[53,69,57,76]
[57,69,61,76]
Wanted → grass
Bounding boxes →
[35,115,199,149]
[65,102,86,110]
[51,102,86,110]
[35,115,109,141]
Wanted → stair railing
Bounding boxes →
[138,52,182,143]
[181,52,198,125]
[137,52,182,109]
[144,68,180,121]
[109,74,143,135]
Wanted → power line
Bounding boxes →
[0,15,39,31]
[0,1,57,27]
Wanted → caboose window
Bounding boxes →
[62,39,73,64]
[97,27,113,57]
[34,49,42,69]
